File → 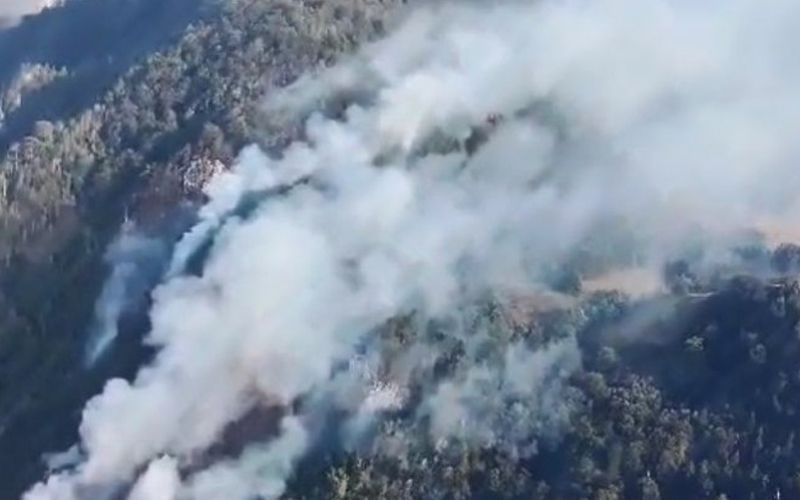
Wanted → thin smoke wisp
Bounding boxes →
[84,224,170,366]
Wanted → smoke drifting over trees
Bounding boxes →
[10,1,800,500]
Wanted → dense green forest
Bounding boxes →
[3,2,800,500]
[286,267,800,500]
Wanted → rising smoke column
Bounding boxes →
[23,0,800,499]
[84,223,171,366]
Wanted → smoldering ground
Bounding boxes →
[23,0,800,499]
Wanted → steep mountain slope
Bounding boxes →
[7,2,800,500]
[0,1,403,497]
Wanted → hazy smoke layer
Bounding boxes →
[23,0,800,499]
[85,226,170,366]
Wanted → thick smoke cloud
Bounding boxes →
[23,0,800,499]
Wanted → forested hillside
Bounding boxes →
[5,2,800,500]
[0,0,402,496]
[285,268,800,500]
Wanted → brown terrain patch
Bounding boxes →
[582,267,664,298]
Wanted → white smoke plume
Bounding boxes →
[23,0,800,499]
[424,337,580,456]
[165,147,281,279]
[126,458,180,500]
[84,224,170,366]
